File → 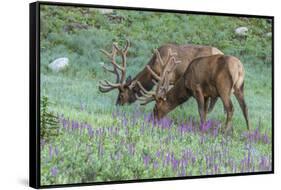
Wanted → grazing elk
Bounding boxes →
[138,54,250,133]
[99,40,223,105]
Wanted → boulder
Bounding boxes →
[48,57,69,72]
[235,27,248,36]
[98,9,113,14]
[265,32,272,37]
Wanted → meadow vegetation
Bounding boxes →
[39,5,272,185]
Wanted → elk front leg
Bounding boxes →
[195,86,206,125]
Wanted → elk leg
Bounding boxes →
[217,82,234,134]
[221,95,234,134]
[195,86,206,125]
[204,97,210,121]
[234,84,250,131]
[208,97,218,113]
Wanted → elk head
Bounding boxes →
[136,48,181,119]
[99,40,136,105]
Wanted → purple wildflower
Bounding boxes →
[200,120,212,132]
[122,116,128,126]
[179,165,186,177]
[128,144,135,155]
[54,146,59,156]
[143,155,151,167]
[165,153,170,166]
[87,125,94,138]
[259,156,268,170]
[191,156,196,165]
[153,161,159,169]
[172,159,179,171]
[51,167,58,177]
[156,150,161,158]
[262,133,270,144]
[49,145,53,160]
[214,164,218,174]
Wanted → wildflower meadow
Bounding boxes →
[39,5,273,186]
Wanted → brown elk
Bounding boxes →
[138,54,250,133]
[99,40,223,105]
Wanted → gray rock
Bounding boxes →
[235,27,248,36]
[48,57,69,72]
[98,9,113,14]
[265,32,272,37]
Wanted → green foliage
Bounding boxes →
[40,5,272,81]
[40,96,59,141]
[39,5,272,186]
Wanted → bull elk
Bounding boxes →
[138,54,250,133]
[99,40,223,105]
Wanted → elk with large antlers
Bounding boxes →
[138,54,250,133]
[99,40,223,106]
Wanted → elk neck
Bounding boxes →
[165,77,191,112]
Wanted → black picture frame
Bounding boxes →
[29,1,274,189]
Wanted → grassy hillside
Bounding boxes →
[39,5,272,186]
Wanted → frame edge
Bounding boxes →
[29,1,40,189]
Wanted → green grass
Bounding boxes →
[39,5,272,186]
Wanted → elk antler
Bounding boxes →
[99,40,130,93]
[136,48,181,105]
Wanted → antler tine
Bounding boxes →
[154,49,165,66]
[99,80,121,88]
[167,57,181,73]
[124,39,130,53]
[136,93,155,105]
[100,44,125,72]
[102,64,115,74]
[163,49,178,70]
[161,52,181,77]
[168,48,178,56]
[146,65,161,81]
[100,49,112,58]
[98,80,121,93]
[98,43,124,93]
[153,49,181,99]
[112,42,121,53]
[98,85,116,93]
[113,39,130,53]
[112,40,130,85]
[140,97,155,105]
[136,81,156,96]
[152,79,158,85]
[136,81,157,105]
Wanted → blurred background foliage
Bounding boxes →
[40,5,272,80]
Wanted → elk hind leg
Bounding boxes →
[208,97,218,113]
[223,97,234,134]
[234,83,250,130]
[218,89,234,134]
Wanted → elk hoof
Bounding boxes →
[223,126,233,136]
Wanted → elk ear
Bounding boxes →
[126,75,132,83]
